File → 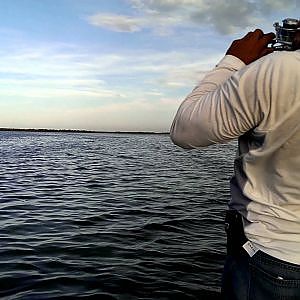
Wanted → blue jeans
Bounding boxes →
[221,250,300,299]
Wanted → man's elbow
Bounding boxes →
[170,128,193,149]
[170,122,213,149]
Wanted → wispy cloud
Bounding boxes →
[0,44,128,99]
[86,12,181,35]
[0,39,220,102]
[87,14,144,32]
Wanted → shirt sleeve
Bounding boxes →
[170,54,265,149]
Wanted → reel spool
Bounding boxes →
[272,18,300,50]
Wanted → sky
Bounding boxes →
[0,0,299,132]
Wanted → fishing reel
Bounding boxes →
[271,18,300,51]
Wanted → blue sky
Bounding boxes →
[0,0,298,131]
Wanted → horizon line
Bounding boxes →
[0,127,170,135]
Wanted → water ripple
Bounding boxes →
[0,131,236,299]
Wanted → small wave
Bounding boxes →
[71,215,109,226]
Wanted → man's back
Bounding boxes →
[171,49,300,264]
[229,50,300,264]
[170,27,300,299]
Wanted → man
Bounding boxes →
[170,25,300,299]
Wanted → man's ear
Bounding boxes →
[292,31,300,50]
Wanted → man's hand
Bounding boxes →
[226,29,276,65]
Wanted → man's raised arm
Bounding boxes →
[170,29,275,149]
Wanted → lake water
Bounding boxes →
[0,131,236,299]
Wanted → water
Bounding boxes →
[0,131,236,299]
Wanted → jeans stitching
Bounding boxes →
[254,251,300,272]
[250,262,300,288]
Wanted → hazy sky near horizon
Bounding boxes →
[0,0,298,131]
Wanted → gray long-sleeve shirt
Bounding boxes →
[170,51,300,264]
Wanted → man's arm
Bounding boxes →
[170,30,275,149]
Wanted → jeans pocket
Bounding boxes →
[249,251,300,300]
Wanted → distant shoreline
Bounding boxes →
[0,128,169,135]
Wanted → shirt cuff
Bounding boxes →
[216,55,246,71]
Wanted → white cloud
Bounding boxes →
[86,12,182,36]
[87,13,144,32]
[88,0,298,35]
